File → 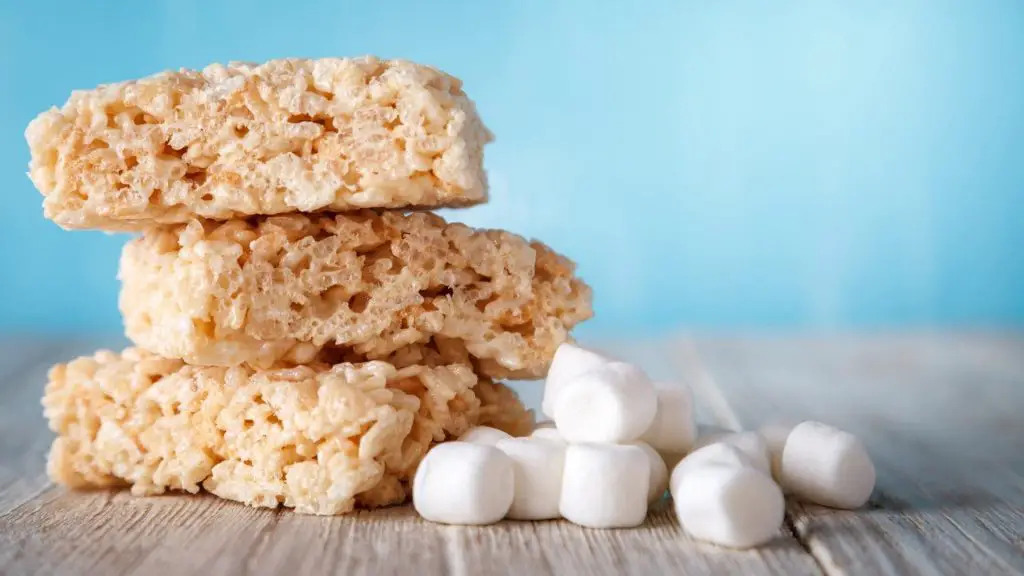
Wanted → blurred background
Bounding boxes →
[1,0,1022,338]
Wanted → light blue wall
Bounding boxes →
[2,0,1022,335]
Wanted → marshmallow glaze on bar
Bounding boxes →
[119,211,592,379]
[42,348,532,515]
[27,57,494,231]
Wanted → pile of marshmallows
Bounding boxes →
[412,344,876,549]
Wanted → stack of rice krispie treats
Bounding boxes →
[26,57,593,515]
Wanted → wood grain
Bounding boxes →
[1,334,1022,575]
[0,492,822,576]
[0,336,135,515]
[687,333,1024,575]
[0,336,823,576]
[0,337,78,516]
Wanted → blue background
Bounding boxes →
[2,0,1022,336]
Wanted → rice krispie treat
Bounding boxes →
[43,348,532,515]
[119,211,593,379]
[27,56,492,231]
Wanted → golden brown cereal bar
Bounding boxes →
[119,211,593,379]
[27,57,491,230]
[43,348,532,515]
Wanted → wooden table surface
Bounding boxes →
[0,333,1022,575]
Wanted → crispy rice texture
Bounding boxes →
[43,348,532,515]
[119,211,593,380]
[27,56,492,231]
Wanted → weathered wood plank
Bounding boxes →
[687,333,1024,575]
[10,334,1022,575]
[0,337,60,381]
[0,339,81,515]
[606,339,823,575]
[0,493,821,576]
[0,491,279,576]
[0,336,131,516]
[0,336,823,576]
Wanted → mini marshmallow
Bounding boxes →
[670,442,754,495]
[496,437,567,520]
[413,442,515,525]
[553,362,657,443]
[640,382,698,454]
[530,427,565,443]
[673,464,785,549]
[560,443,650,529]
[634,442,669,503]
[458,426,513,446]
[757,424,792,482]
[780,421,875,509]
[542,343,612,418]
[691,431,772,476]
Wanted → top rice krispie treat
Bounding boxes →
[26,56,492,231]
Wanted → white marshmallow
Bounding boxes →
[634,441,669,503]
[530,427,565,443]
[560,443,650,528]
[669,442,754,494]
[542,343,611,418]
[640,382,698,454]
[413,442,514,525]
[691,431,771,476]
[672,463,785,549]
[496,437,566,520]
[780,421,875,509]
[458,426,513,446]
[757,424,792,482]
[553,362,657,443]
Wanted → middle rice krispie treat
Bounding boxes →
[43,348,532,515]
[119,210,593,379]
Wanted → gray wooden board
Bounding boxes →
[0,334,1021,574]
[0,337,84,516]
[688,333,1024,575]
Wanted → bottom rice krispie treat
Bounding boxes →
[42,348,532,515]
